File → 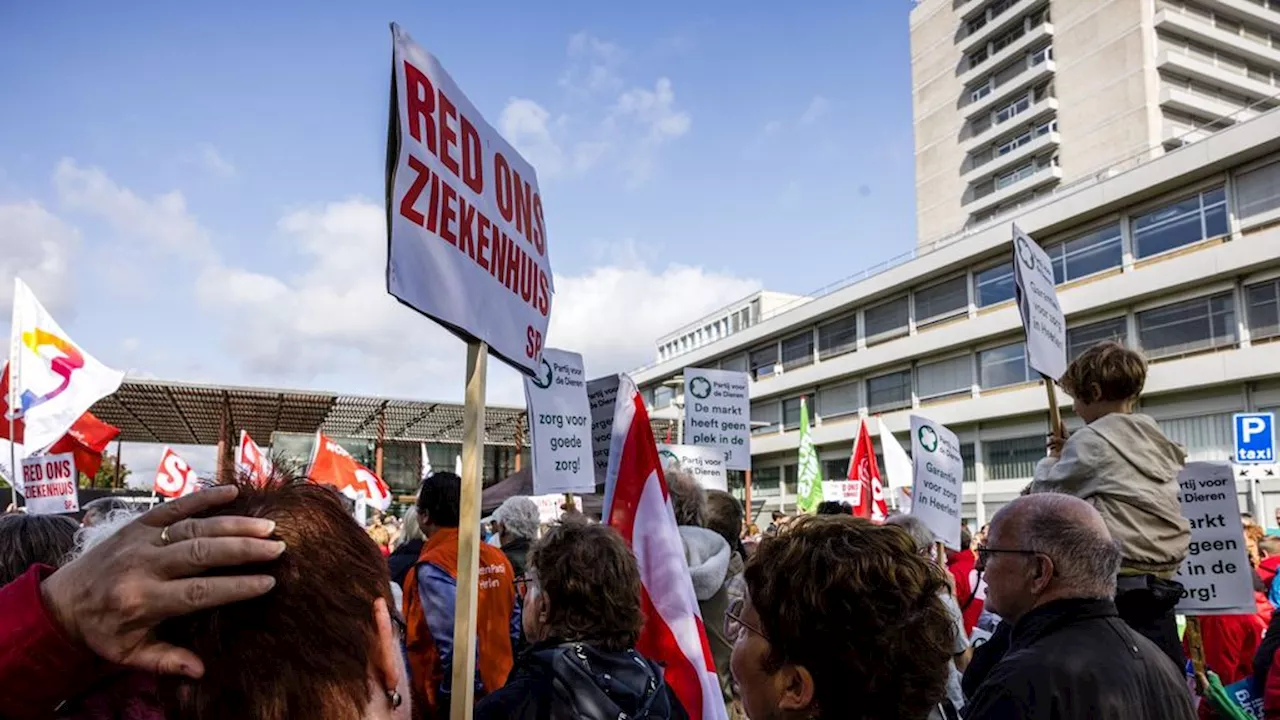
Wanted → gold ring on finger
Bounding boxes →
[160,525,173,546]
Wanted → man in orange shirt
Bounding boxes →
[403,472,519,719]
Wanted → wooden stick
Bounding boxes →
[450,341,488,720]
[744,470,753,527]
[1043,374,1063,440]
[1186,616,1207,694]
[935,540,946,566]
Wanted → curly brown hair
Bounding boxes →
[1059,340,1146,404]
[746,515,954,720]
[529,518,643,652]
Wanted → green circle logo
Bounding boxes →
[689,377,712,400]
[531,359,553,389]
[658,449,679,467]
[918,425,939,453]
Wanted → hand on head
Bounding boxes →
[39,485,284,678]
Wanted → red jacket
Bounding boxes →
[0,565,109,719]
[1184,613,1264,686]
[948,549,982,635]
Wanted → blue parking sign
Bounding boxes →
[1234,412,1276,464]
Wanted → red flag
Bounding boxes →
[154,447,199,498]
[308,431,391,510]
[604,385,728,720]
[237,431,272,487]
[0,363,26,443]
[847,419,889,523]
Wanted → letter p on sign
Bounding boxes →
[1234,412,1276,464]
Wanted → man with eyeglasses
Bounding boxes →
[964,494,1194,720]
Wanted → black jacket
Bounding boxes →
[963,598,1195,720]
[474,640,689,720]
[502,537,532,578]
[387,538,423,587]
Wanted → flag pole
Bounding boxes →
[451,341,487,720]
[7,413,17,509]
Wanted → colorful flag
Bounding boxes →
[1,363,118,481]
[8,279,124,453]
[154,447,199,498]
[603,385,727,720]
[848,419,889,522]
[309,431,391,510]
[237,431,272,486]
[795,397,823,514]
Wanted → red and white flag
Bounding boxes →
[237,430,272,486]
[1,363,119,486]
[309,431,391,510]
[154,447,199,498]
[604,382,728,720]
[848,419,889,523]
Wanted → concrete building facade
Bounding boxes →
[631,109,1280,527]
[912,0,1280,247]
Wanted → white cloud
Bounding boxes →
[0,200,79,318]
[197,143,236,178]
[561,32,625,95]
[799,95,829,126]
[762,120,782,137]
[607,77,691,184]
[499,98,568,178]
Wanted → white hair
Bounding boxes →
[73,509,138,559]
[396,506,424,547]
[884,514,936,554]
[492,496,541,540]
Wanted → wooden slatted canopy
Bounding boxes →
[87,378,527,446]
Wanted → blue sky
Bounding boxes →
[0,1,916,475]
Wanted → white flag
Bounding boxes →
[9,279,124,452]
[879,419,914,490]
[420,442,433,480]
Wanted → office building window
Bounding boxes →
[818,380,860,419]
[818,314,858,360]
[915,276,969,325]
[916,355,973,401]
[975,262,1015,307]
[961,443,976,484]
[1066,317,1128,361]
[780,331,815,371]
[783,394,816,431]
[653,385,674,410]
[824,459,848,484]
[996,161,1038,189]
[979,342,1032,389]
[720,353,749,374]
[983,436,1043,480]
[867,370,912,413]
[995,94,1031,124]
[750,345,779,380]
[1130,187,1228,259]
[752,466,781,496]
[1247,279,1280,341]
[1158,414,1235,463]
[997,129,1033,156]
[751,400,780,435]
[1137,292,1237,359]
[1030,45,1053,66]
[1236,159,1280,226]
[865,296,909,345]
[1045,223,1123,284]
[992,24,1027,53]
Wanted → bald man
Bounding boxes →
[963,495,1193,720]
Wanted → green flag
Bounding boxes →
[796,397,824,513]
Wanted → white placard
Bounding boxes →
[587,374,622,484]
[531,493,579,524]
[21,452,79,515]
[524,349,594,495]
[1011,224,1066,381]
[823,481,859,503]
[1174,462,1254,615]
[387,24,553,375]
[909,416,963,550]
[657,443,729,492]
[682,368,751,471]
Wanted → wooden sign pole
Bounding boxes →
[744,470,753,528]
[935,540,947,567]
[1043,374,1064,441]
[450,341,488,720]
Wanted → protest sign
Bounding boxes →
[530,493,578,524]
[387,24,553,376]
[1011,224,1066,382]
[682,368,751,471]
[1224,676,1263,719]
[909,416,963,549]
[822,480,859,503]
[1175,462,1254,615]
[154,447,198,498]
[587,374,622,484]
[525,349,594,495]
[21,452,78,515]
[657,443,728,492]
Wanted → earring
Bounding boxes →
[386,689,402,709]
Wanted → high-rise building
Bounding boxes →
[911,0,1280,246]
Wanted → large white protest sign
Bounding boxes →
[683,368,751,471]
[21,452,79,515]
[587,374,622,484]
[1011,224,1066,381]
[387,24,553,375]
[1174,462,1254,615]
[910,416,963,549]
[525,349,593,495]
[657,443,728,492]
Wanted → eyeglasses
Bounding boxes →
[724,598,768,642]
[975,546,1041,571]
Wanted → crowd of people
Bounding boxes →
[0,340,1276,719]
